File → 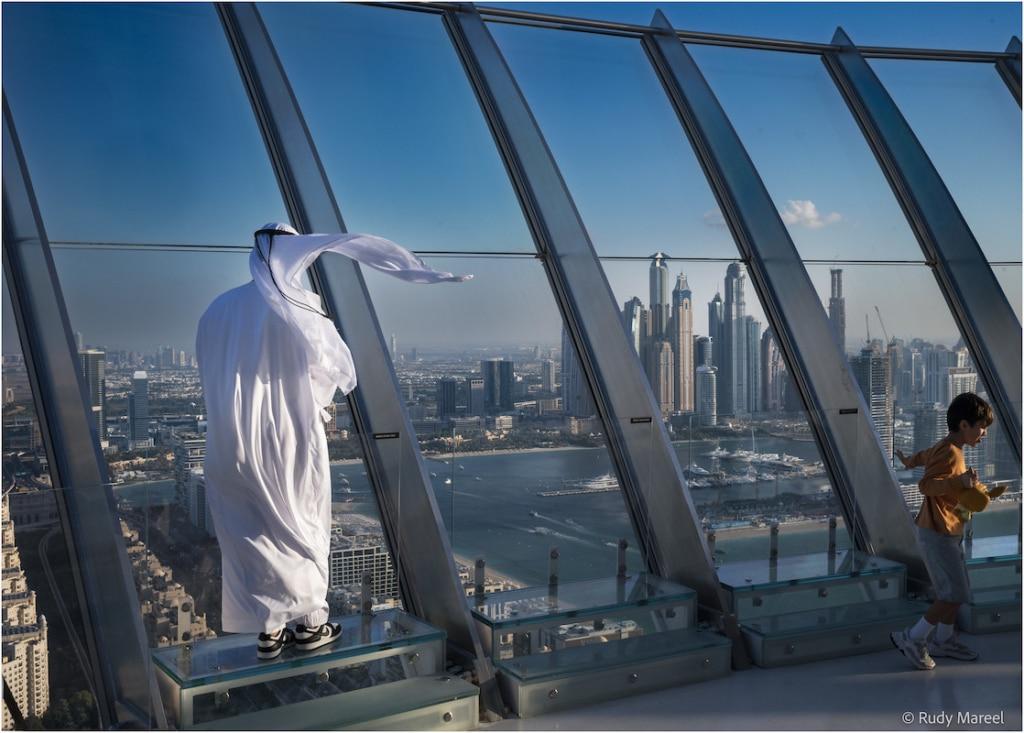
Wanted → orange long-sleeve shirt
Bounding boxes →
[905,437,967,536]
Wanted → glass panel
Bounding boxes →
[868,59,1022,265]
[361,256,642,585]
[689,45,924,262]
[2,280,102,729]
[261,3,534,254]
[601,259,851,563]
[806,263,1021,538]
[489,24,733,259]
[993,265,1023,325]
[489,26,853,565]
[1,3,287,245]
[49,246,405,651]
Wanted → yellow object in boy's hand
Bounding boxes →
[957,484,991,514]
[987,483,1007,499]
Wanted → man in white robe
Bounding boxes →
[196,222,468,658]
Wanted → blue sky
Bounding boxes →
[1,2,1020,355]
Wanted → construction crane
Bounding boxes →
[874,306,890,347]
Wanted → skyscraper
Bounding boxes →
[912,403,946,478]
[465,377,485,417]
[498,361,515,410]
[851,346,894,462]
[649,253,670,339]
[828,268,846,354]
[723,263,748,416]
[761,328,787,413]
[75,330,83,351]
[436,378,458,418]
[78,348,106,440]
[541,359,556,393]
[390,333,397,360]
[924,346,958,405]
[947,368,978,400]
[651,341,675,416]
[128,370,151,447]
[694,336,712,369]
[696,365,717,427]
[561,327,596,417]
[708,294,723,412]
[671,274,694,413]
[621,296,644,357]
[480,359,501,413]
[745,316,762,414]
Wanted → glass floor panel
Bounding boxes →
[496,627,730,682]
[965,534,1020,563]
[742,598,929,636]
[152,609,443,688]
[716,551,903,591]
[969,585,1023,606]
[471,573,695,630]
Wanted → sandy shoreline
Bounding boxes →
[452,552,525,589]
[329,445,595,468]
[709,517,833,541]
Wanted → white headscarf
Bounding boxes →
[249,222,470,409]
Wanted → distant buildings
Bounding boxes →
[671,274,694,413]
[329,531,399,602]
[128,370,152,448]
[187,470,216,538]
[78,349,107,441]
[850,344,894,462]
[481,359,515,413]
[172,432,206,510]
[696,365,718,427]
[561,327,595,418]
[1,494,49,727]
[436,378,458,419]
[828,269,846,354]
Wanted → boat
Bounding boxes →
[474,476,482,481]
[430,472,438,478]
[577,473,618,490]
[529,510,540,518]
[444,478,452,485]
[686,464,710,476]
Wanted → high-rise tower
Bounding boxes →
[723,263,748,416]
[78,349,107,440]
[851,345,894,462]
[671,274,694,413]
[128,370,150,447]
[828,268,846,354]
[561,327,595,418]
[649,253,670,339]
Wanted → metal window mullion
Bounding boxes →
[822,28,1022,466]
[642,12,928,581]
[214,3,501,713]
[441,6,747,654]
[996,37,1022,107]
[2,95,160,728]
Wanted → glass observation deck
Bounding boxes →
[470,573,731,717]
[717,550,930,667]
[959,533,1022,633]
[151,609,478,730]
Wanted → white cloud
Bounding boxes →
[780,200,841,229]
[703,208,727,229]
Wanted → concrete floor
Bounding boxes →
[486,631,1022,731]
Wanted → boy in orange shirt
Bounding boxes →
[889,392,1003,670]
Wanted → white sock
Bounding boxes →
[935,622,955,643]
[908,617,935,641]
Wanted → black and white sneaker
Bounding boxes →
[257,627,295,660]
[294,622,342,652]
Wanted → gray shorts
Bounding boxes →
[916,524,971,604]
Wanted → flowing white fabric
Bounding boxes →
[196,223,469,633]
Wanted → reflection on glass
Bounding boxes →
[489,23,734,259]
[48,248,404,651]
[1,3,287,245]
[261,3,534,253]
[869,59,1022,265]
[689,45,924,262]
[362,256,641,586]
[2,280,100,729]
[806,264,1021,537]
[993,265,1023,326]
[602,260,851,563]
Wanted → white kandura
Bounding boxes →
[196,222,470,633]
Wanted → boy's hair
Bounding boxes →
[947,392,994,432]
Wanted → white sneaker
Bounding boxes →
[890,628,936,670]
[294,622,342,652]
[928,634,979,661]
[257,627,295,660]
